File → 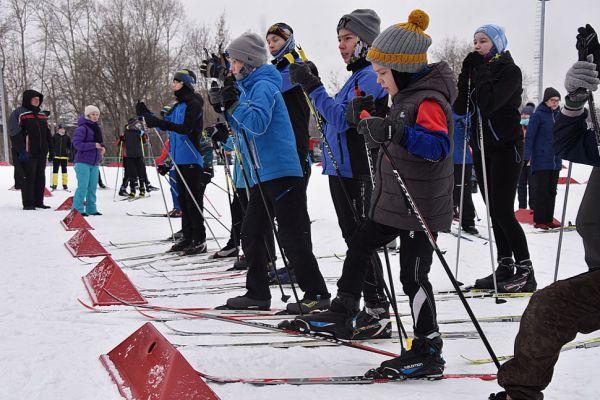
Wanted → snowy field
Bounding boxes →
[1,162,599,399]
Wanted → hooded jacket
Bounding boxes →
[454,51,523,154]
[370,63,457,232]
[309,60,388,178]
[72,115,103,166]
[226,63,302,183]
[118,128,147,159]
[51,133,72,159]
[8,90,52,158]
[524,102,562,172]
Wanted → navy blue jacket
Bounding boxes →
[524,103,562,172]
[554,108,600,168]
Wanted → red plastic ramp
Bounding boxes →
[44,187,53,197]
[61,209,93,231]
[558,176,579,184]
[515,208,560,226]
[55,196,74,211]
[65,229,110,257]
[82,257,146,306]
[100,322,220,400]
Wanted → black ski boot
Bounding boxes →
[146,183,159,192]
[184,241,207,256]
[499,259,537,293]
[63,185,69,191]
[286,294,331,314]
[351,301,392,339]
[222,294,270,311]
[167,239,192,253]
[211,243,239,259]
[118,186,128,196]
[365,334,445,379]
[474,257,515,289]
[139,188,146,198]
[286,292,358,339]
[268,267,296,285]
[227,255,248,271]
[50,185,57,191]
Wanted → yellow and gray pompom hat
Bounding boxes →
[367,9,431,73]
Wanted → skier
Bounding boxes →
[155,138,181,216]
[524,87,562,229]
[291,10,456,379]
[453,24,536,293]
[287,9,391,326]
[8,89,53,210]
[452,113,478,234]
[117,118,149,198]
[208,32,330,313]
[517,103,535,210]
[490,24,600,400]
[136,69,208,255]
[49,124,71,191]
[72,105,104,216]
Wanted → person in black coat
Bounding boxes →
[117,118,149,197]
[8,90,53,209]
[49,124,71,190]
[454,24,534,293]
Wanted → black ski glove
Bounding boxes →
[143,113,162,129]
[289,62,322,93]
[200,168,213,185]
[206,122,230,145]
[461,52,485,75]
[157,163,171,176]
[346,95,375,127]
[357,116,405,146]
[222,76,240,113]
[136,101,151,117]
[577,24,600,72]
[201,56,227,80]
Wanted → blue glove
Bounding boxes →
[18,151,30,162]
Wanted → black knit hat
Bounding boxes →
[543,87,561,103]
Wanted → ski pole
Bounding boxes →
[210,181,229,194]
[360,110,502,368]
[476,108,505,304]
[204,193,222,218]
[141,124,175,241]
[221,145,240,262]
[112,140,123,202]
[576,32,600,155]
[554,161,573,282]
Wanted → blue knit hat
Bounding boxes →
[475,24,508,53]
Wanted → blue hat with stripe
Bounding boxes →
[475,24,508,53]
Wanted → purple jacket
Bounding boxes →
[72,115,103,165]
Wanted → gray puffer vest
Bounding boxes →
[369,62,457,232]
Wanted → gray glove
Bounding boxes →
[565,61,600,102]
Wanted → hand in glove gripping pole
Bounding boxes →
[346,95,375,127]
[206,122,230,146]
[289,62,322,94]
[565,24,600,108]
[357,110,405,147]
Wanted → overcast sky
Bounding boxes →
[181,0,600,103]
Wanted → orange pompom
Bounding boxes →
[408,9,429,31]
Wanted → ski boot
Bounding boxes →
[139,189,146,198]
[146,183,159,192]
[128,189,136,199]
[227,255,248,271]
[286,294,331,314]
[285,292,358,339]
[167,238,192,253]
[184,241,207,255]
[365,334,445,379]
[221,294,270,311]
[499,259,536,293]
[50,185,57,191]
[168,209,182,218]
[118,186,128,197]
[211,243,239,259]
[62,185,69,191]
[268,267,296,285]
[474,257,515,289]
[351,301,392,339]
[463,225,479,235]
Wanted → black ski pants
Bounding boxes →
[498,269,600,400]
[473,146,531,263]
[12,147,24,190]
[176,164,206,243]
[337,218,440,337]
[124,157,146,191]
[329,175,386,304]
[52,158,68,174]
[533,169,560,224]
[453,164,476,227]
[20,157,46,208]
[241,176,329,301]
[517,164,535,209]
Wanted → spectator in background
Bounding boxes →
[524,87,562,229]
[517,102,535,209]
[452,113,478,234]
[49,124,71,191]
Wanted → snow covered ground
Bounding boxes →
[1,162,598,399]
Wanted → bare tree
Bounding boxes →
[7,0,32,88]
[430,36,472,80]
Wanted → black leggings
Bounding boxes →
[473,147,530,263]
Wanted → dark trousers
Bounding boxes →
[124,157,146,191]
[12,147,24,189]
[52,158,68,174]
[453,164,476,227]
[533,169,560,224]
[20,157,46,208]
[517,164,534,209]
[176,164,206,243]
[473,147,530,262]
[242,177,328,300]
[329,175,385,303]
[498,269,600,400]
[337,218,439,336]
[576,168,600,270]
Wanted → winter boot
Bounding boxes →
[222,294,270,311]
[268,267,296,285]
[463,225,479,235]
[184,241,207,255]
[286,292,358,339]
[351,301,392,340]
[474,257,515,290]
[286,294,331,314]
[167,238,192,253]
[118,186,128,196]
[227,255,248,271]
[146,183,159,192]
[63,185,69,191]
[50,185,57,191]
[139,188,146,198]
[499,259,537,293]
[365,334,445,379]
[211,243,239,259]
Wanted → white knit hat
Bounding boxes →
[84,105,100,117]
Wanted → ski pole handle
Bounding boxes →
[359,110,371,119]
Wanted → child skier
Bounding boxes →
[50,124,71,191]
[291,10,457,379]
[117,118,149,198]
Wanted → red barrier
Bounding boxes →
[44,187,53,197]
[100,323,220,400]
[65,229,110,257]
[55,196,74,211]
[61,209,93,231]
[558,177,579,184]
[82,257,146,306]
[515,208,560,226]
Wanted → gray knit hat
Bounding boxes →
[337,9,381,46]
[226,32,268,68]
[367,9,432,73]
